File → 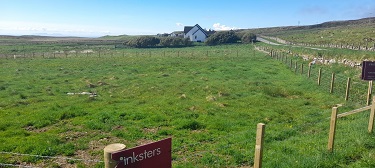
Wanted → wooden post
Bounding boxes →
[290,59,293,69]
[301,64,304,75]
[318,68,322,85]
[254,123,265,168]
[308,64,311,78]
[330,73,335,93]
[328,107,338,152]
[369,96,375,133]
[345,77,351,101]
[285,56,288,64]
[367,81,373,106]
[104,143,126,168]
[294,61,298,74]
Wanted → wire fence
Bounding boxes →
[256,46,371,106]
[0,48,256,60]
[0,129,253,167]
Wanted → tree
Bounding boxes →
[205,30,239,46]
[127,36,160,48]
[241,32,257,44]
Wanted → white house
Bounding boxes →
[184,24,209,42]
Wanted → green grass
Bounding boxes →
[0,43,375,167]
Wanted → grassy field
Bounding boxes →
[0,43,375,167]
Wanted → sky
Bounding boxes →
[0,0,375,37]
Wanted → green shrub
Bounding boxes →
[241,32,257,43]
[205,30,239,45]
[159,37,192,47]
[127,36,160,48]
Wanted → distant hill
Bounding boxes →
[239,17,375,48]
[239,17,375,34]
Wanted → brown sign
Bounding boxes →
[362,61,375,80]
[111,138,172,168]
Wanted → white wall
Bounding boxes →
[184,26,207,42]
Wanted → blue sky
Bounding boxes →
[0,0,374,37]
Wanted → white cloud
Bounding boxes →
[176,22,184,27]
[212,23,239,31]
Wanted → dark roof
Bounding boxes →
[172,31,184,34]
[193,24,209,37]
[184,24,209,37]
[184,26,193,34]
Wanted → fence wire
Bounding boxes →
[257,46,371,105]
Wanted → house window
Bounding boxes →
[195,35,197,39]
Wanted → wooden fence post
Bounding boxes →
[308,64,311,78]
[330,73,335,93]
[367,81,373,106]
[104,143,126,168]
[301,64,304,75]
[345,77,351,101]
[318,68,322,85]
[294,61,298,74]
[328,107,338,152]
[285,56,288,64]
[290,59,293,69]
[254,123,265,168]
[368,96,375,133]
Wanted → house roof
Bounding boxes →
[184,26,193,34]
[184,24,209,37]
[172,31,184,34]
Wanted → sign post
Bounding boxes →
[110,138,172,168]
[362,61,375,80]
[104,143,126,168]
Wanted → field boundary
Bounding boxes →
[328,96,375,152]
[256,45,373,105]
